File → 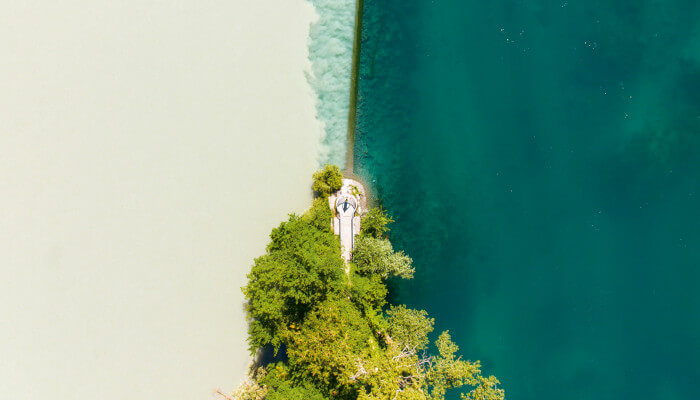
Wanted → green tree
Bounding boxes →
[427,332,504,400]
[349,272,388,313]
[312,164,343,197]
[349,272,389,333]
[461,375,505,400]
[261,363,328,400]
[287,298,380,398]
[304,198,333,232]
[347,330,504,400]
[243,211,345,353]
[361,207,394,238]
[238,169,504,400]
[386,305,434,350]
[352,236,415,279]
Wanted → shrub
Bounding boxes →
[352,236,414,279]
[312,164,343,197]
[360,207,394,238]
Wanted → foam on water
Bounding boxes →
[306,0,356,168]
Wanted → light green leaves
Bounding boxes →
[352,236,415,279]
[386,305,435,350]
[312,164,343,197]
[360,207,394,238]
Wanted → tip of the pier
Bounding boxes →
[329,178,367,263]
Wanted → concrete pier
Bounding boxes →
[329,178,367,263]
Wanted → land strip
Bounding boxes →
[345,0,364,175]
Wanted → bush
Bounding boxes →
[351,236,414,279]
[312,164,343,197]
[360,207,394,238]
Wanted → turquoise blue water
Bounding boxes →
[354,1,699,399]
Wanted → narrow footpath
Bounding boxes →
[329,178,367,266]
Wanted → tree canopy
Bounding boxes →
[261,363,327,400]
[243,199,345,353]
[352,236,415,279]
[234,166,504,400]
[312,164,343,197]
[386,304,435,351]
[360,206,394,238]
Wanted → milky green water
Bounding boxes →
[0,2,322,398]
[354,1,700,399]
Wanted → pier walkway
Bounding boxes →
[329,178,366,263]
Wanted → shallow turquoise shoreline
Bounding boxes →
[307,0,357,169]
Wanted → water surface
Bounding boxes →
[0,2,321,398]
[356,1,699,399]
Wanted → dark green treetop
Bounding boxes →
[312,164,343,197]
[260,363,327,400]
[243,199,345,353]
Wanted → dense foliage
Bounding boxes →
[352,236,415,279]
[238,168,504,400]
[312,164,344,197]
[360,206,394,238]
[386,305,434,350]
